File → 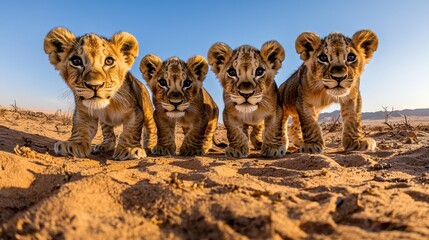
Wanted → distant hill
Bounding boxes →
[318,108,429,122]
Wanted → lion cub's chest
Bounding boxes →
[91,105,135,126]
[235,108,270,125]
[306,91,351,109]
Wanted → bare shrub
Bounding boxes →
[382,106,394,130]
[10,100,20,112]
[321,115,341,133]
[54,109,72,125]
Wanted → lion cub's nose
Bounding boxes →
[238,82,254,93]
[239,92,254,99]
[331,75,347,82]
[239,82,252,89]
[168,91,183,107]
[168,91,182,100]
[169,100,182,107]
[330,66,348,83]
[84,82,105,91]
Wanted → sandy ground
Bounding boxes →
[0,107,428,239]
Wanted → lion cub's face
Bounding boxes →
[295,30,378,97]
[44,27,138,110]
[140,55,208,118]
[208,41,284,113]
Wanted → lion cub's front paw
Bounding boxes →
[300,142,325,154]
[54,141,90,158]
[179,145,204,156]
[92,142,115,154]
[201,145,212,155]
[151,145,176,156]
[113,146,146,160]
[344,137,376,151]
[225,144,249,158]
[261,144,286,158]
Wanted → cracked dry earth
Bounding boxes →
[0,107,428,239]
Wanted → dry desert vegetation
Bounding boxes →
[0,105,428,239]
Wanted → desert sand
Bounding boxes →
[0,107,428,239]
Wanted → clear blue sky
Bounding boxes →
[1,0,428,114]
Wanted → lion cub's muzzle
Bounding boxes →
[80,82,111,110]
[323,65,353,97]
[80,80,110,98]
[239,91,255,99]
[161,91,190,118]
[81,71,111,100]
[78,72,113,110]
[84,82,105,92]
[231,81,262,113]
[236,82,256,101]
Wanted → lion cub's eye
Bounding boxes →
[70,56,83,66]
[347,53,356,62]
[227,68,237,77]
[158,79,168,87]
[318,54,329,63]
[105,57,114,66]
[255,67,265,76]
[183,80,192,88]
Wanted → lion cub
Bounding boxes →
[140,55,221,156]
[43,27,157,160]
[279,30,378,153]
[208,41,287,158]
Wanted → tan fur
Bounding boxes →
[208,41,287,158]
[279,30,378,153]
[44,27,156,160]
[140,55,220,156]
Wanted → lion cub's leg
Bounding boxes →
[202,112,218,154]
[242,123,263,150]
[224,112,249,158]
[289,115,304,147]
[142,94,157,152]
[179,123,207,156]
[113,112,146,160]
[340,94,376,151]
[242,124,250,138]
[261,106,287,158]
[250,123,264,150]
[152,114,176,156]
[297,103,325,153]
[92,122,116,154]
[54,111,97,158]
[179,111,209,156]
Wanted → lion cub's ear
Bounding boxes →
[187,55,208,82]
[352,30,378,62]
[261,40,285,71]
[207,43,233,75]
[140,54,163,83]
[110,32,139,67]
[295,32,321,61]
[44,27,76,69]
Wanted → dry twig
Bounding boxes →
[382,106,394,130]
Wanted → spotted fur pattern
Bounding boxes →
[279,30,378,153]
[44,27,156,160]
[140,55,221,156]
[208,41,287,158]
